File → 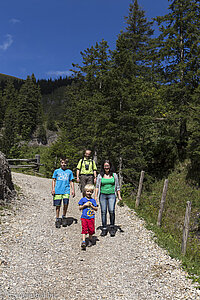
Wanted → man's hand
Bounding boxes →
[76,177,80,183]
[51,189,55,196]
[72,190,75,198]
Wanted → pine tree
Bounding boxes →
[71,39,111,93]
[155,0,200,159]
[17,74,42,140]
[113,0,154,80]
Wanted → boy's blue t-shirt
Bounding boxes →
[78,197,97,219]
[52,168,74,194]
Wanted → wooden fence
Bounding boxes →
[8,154,43,172]
[135,171,191,256]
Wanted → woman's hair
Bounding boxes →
[83,184,94,196]
[100,159,115,177]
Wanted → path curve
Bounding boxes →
[0,172,199,300]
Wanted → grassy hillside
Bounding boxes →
[0,73,22,82]
[121,162,200,285]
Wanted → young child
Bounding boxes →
[78,184,98,250]
[52,158,75,228]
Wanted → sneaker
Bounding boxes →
[100,228,107,236]
[81,241,86,250]
[55,218,62,228]
[88,240,93,247]
[62,217,68,227]
[110,226,115,237]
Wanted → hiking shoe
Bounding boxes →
[81,241,86,250]
[55,218,62,228]
[110,226,115,237]
[62,217,68,227]
[100,228,107,236]
[88,240,93,247]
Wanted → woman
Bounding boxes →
[95,159,122,237]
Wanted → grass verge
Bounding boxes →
[121,164,200,286]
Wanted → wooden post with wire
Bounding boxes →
[135,171,145,208]
[157,179,168,226]
[181,201,191,255]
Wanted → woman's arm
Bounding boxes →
[117,190,122,201]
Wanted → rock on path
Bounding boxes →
[0,172,200,300]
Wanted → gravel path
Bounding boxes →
[0,172,200,300]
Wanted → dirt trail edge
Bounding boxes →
[0,172,199,300]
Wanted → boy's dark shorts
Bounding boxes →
[53,194,70,206]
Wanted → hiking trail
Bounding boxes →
[0,172,199,300]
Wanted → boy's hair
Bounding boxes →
[60,157,68,163]
[83,184,94,196]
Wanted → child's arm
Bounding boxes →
[70,180,75,197]
[90,203,98,211]
[52,179,56,195]
[79,202,90,210]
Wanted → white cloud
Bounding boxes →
[9,18,21,24]
[0,34,13,51]
[46,70,72,77]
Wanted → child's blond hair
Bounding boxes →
[83,184,94,196]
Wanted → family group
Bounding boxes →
[51,149,122,250]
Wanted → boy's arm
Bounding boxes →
[52,179,56,195]
[79,202,90,210]
[70,180,75,197]
[90,203,98,211]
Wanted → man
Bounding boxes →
[76,149,97,194]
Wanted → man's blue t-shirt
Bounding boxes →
[52,168,74,194]
[78,197,97,219]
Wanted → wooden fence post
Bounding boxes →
[135,171,145,208]
[35,154,40,172]
[157,179,168,226]
[181,201,192,256]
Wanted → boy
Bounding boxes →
[52,158,75,228]
[78,184,98,250]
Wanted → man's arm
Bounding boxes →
[76,169,80,183]
[93,170,97,184]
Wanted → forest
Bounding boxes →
[0,0,200,187]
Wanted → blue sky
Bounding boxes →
[0,0,169,80]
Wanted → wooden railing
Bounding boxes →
[8,154,43,172]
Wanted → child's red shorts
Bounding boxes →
[81,218,95,235]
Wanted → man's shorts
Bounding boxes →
[80,175,94,192]
[81,218,95,235]
[53,194,70,206]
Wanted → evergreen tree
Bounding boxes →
[113,0,154,80]
[155,0,200,159]
[71,39,111,93]
[17,74,42,140]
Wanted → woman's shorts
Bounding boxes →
[81,218,95,235]
[53,194,69,206]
